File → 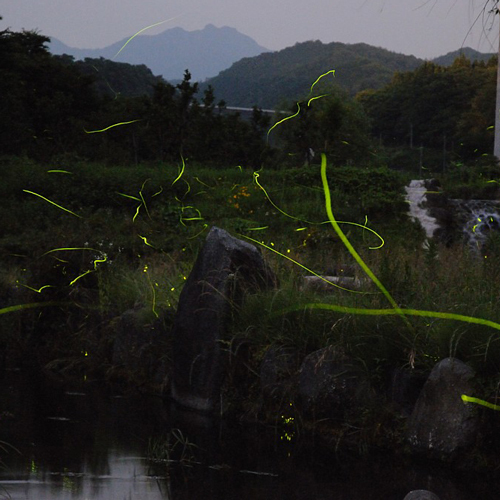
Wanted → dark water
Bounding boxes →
[0,370,497,500]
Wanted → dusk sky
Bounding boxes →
[0,0,498,59]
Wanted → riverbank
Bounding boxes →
[2,156,500,477]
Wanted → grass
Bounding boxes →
[1,154,500,399]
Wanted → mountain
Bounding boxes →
[199,40,424,109]
[48,24,270,82]
[431,47,496,66]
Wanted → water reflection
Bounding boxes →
[0,370,498,500]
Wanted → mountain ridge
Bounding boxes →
[199,40,496,109]
[48,23,270,81]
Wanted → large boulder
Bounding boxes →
[297,345,372,420]
[403,491,440,500]
[171,226,277,413]
[406,357,480,460]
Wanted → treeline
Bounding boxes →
[1,27,497,169]
[202,40,423,109]
[358,55,497,161]
[270,54,497,168]
[0,28,271,166]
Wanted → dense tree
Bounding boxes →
[274,86,373,166]
[0,28,98,160]
[357,56,496,160]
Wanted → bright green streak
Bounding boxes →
[23,190,81,218]
[253,171,384,249]
[43,247,99,255]
[113,15,185,59]
[241,234,366,294]
[462,395,500,411]
[267,102,301,140]
[117,192,141,201]
[139,179,151,219]
[92,254,107,270]
[18,283,53,293]
[0,302,63,315]
[172,155,186,186]
[320,154,410,327]
[289,303,500,332]
[47,170,72,174]
[138,235,155,248]
[84,120,141,134]
[307,94,329,107]
[69,270,92,286]
[309,69,335,94]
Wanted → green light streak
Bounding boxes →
[320,154,405,315]
[133,204,141,222]
[69,270,93,286]
[152,186,163,197]
[309,69,335,94]
[92,254,107,270]
[113,15,186,59]
[253,172,384,249]
[172,155,186,186]
[47,170,72,174]
[43,247,99,255]
[23,190,81,218]
[282,303,500,332]
[462,394,500,411]
[138,179,151,219]
[138,235,155,248]
[267,102,301,140]
[187,224,209,239]
[0,301,65,315]
[240,234,367,294]
[17,283,54,293]
[84,120,142,134]
[117,193,141,201]
[307,94,329,107]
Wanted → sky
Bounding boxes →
[0,0,498,59]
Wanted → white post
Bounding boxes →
[495,2,500,160]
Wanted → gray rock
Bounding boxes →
[403,490,440,500]
[298,345,372,420]
[406,357,480,459]
[171,226,277,413]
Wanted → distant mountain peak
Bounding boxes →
[49,24,270,81]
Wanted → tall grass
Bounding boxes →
[2,154,500,393]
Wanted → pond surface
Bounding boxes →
[0,369,497,500]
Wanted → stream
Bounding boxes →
[0,369,498,500]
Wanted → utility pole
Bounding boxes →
[495,1,500,160]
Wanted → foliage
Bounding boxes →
[56,55,165,98]
[0,29,271,168]
[200,39,423,108]
[271,86,374,167]
[358,55,497,162]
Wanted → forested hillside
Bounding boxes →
[200,40,423,108]
[0,28,270,166]
[56,55,165,98]
[358,55,497,160]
